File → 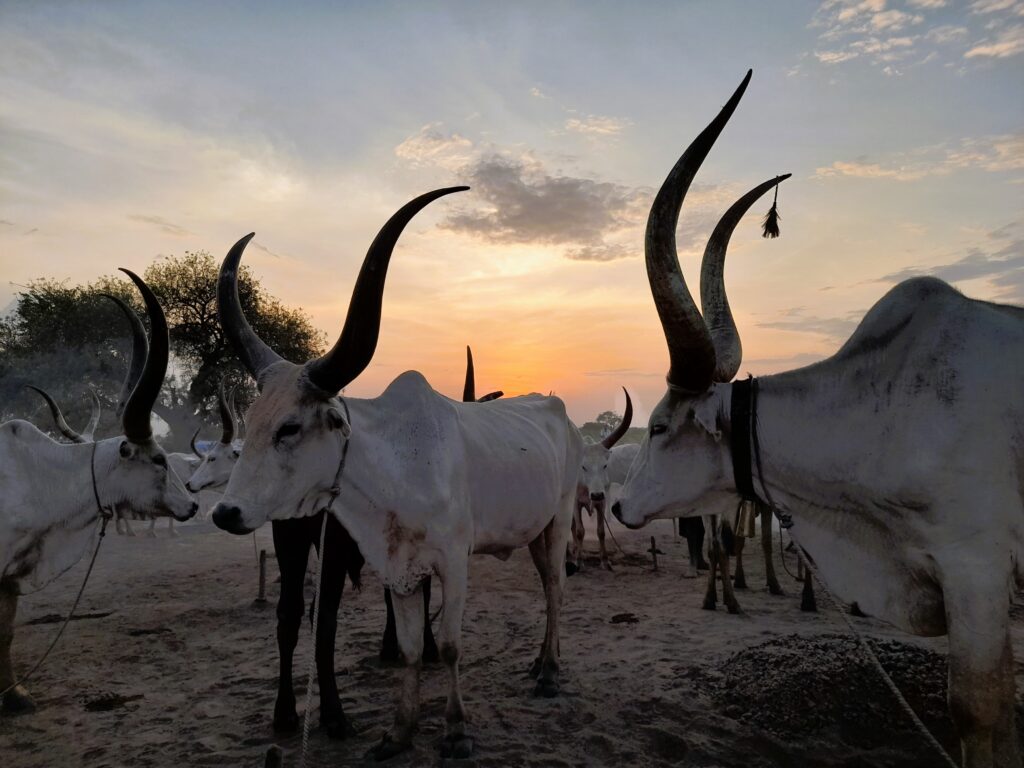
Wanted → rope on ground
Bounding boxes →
[297,511,329,768]
[0,515,110,698]
[788,535,958,768]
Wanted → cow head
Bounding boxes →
[211,187,468,535]
[612,71,788,529]
[101,271,197,521]
[579,388,632,506]
[186,379,243,492]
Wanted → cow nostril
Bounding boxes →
[590,492,605,502]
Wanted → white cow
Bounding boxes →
[210,187,583,761]
[0,270,197,712]
[611,70,1023,768]
[571,389,633,571]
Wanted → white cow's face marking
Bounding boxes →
[613,385,733,528]
[211,364,351,534]
[110,439,197,521]
[186,440,241,492]
[579,441,611,502]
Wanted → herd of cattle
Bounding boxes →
[1,71,1021,768]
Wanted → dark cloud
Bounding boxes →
[127,214,191,237]
[440,154,649,254]
[878,238,1024,299]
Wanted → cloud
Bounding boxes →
[127,213,191,236]
[439,154,649,249]
[584,367,662,378]
[926,24,968,43]
[756,307,864,342]
[964,24,1024,57]
[564,115,630,137]
[529,86,550,100]
[908,0,948,8]
[393,123,474,170]
[815,133,1024,180]
[565,243,636,262]
[969,0,1021,13]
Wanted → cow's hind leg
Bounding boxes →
[368,586,425,761]
[702,516,719,610]
[0,583,34,713]
[761,505,783,595]
[717,523,742,614]
[732,534,747,590]
[382,578,439,666]
[437,557,472,759]
[529,500,571,698]
[943,569,1019,768]
[271,520,309,733]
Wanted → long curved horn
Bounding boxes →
[100,294,148,419]
[463,345,476,402]
[646,70,751,392]
[217,377,235,444]
[700,174,791,383]
[26,385,87,444]
[305,186,470,395]
[477,391,504,402]
[601,387,633,449]
[82,387,101,441]
[119,269,168,443]
[217,233,284,381]
[190,426,205,458]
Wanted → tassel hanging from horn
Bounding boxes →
[761,183,781,239]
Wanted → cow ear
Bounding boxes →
[119,439,135,458]
[325,406,352,437]
[692,395,722,442]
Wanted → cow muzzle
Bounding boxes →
[611,501,642,530]
[212,503,254,535]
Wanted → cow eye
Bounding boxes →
[650,424,668,436]
[208,456,217,463]
[275,422,301,443]
[153,453,167,467]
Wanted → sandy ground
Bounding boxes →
[1,515,1022,768]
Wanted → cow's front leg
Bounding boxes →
[437,560,472,759]
[369,586,424,761]
[717,525,742,614]
[167,518,177,537]
[311,516,355,739]
[944,570,1019,768]
[596,501,612,571]
[731,534,747,590]
[271,522,308,733]
[0,583,34,713]
[702,516,719,610]
[382,578,438,666]
[760,505,783,595]
[146,516,157,538]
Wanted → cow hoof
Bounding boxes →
[533,679,560,698]
[726,604,744,616]
[768,583,784,596]
[440,733,474,759]
[1,685,36,714]
[733,578,747,590]
[321,713,358,740]
[379,643,401,666]
[527,657,542,678]
[564,561,578,577]
[367,733,412,762]
[272,704,299,734]
[698,559,710,570]
[701,599,716,611]
[601,560,613,572]
[849,602,867,617]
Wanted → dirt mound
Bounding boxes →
[712,632,1022,757]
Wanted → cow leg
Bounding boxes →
[596,502,612,571]
[0,583,34,713]
[702,516,719,610]
[680,518,699,578]
[761,506,783,595]
[310,514,354,739]
[146,516,157,538]
[527,535,550,678]
[944,572,1018,768]
[717,525,742,615]
[568,503,585,575]
[421,577,440,664]
[271,520,309,733]
[532,508,570,698]
[167,518,177,537]
[799,555,817,612]
[381,588,398,664]
[368,587,424,761]
[437,560,472,759]
[732,534,747,590]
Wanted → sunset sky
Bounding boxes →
[1,1,1021,423]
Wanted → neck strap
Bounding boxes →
[323,398,352,512]
[89,442,113,522]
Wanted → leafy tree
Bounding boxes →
[0,252,325,450]
[578,410,646,445]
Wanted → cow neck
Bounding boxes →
[729,376,792,530]
[322,398,352,514]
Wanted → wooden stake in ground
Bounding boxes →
[648,536,659,571]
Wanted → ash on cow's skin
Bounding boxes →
[711,632,1024,757]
